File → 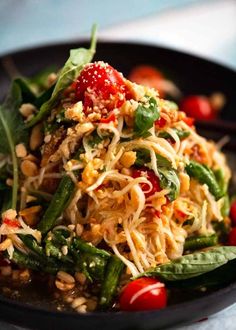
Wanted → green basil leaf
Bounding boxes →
[13,78,36,104]
[167,259,236,289]
[140,246,236,281]
[34,83,55,109]
[135,148,171,168]
[134,97,159,137]
[88,131,104,148]
[0,80,30,209]
[27,25,97,127]
[159,128,190,140]
[159,168,180,201]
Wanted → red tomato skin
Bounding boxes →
[132,167,161,197]
[155,117,167,129]
[228,227,236,246]
[75,61,127,112]
[119,277,167,311]
[230,201,236,226]
[180,96,215,121]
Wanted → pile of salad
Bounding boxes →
[0,28,236,313]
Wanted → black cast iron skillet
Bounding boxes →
[0,41,236,330]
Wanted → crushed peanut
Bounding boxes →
[21,160,38,177]
[120,151,136,168]
[19,103,36,118]
[15,143,27,158]
[30,123,43,150]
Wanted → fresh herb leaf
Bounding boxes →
[186,161,224,201]
[134,97,159,137]
[27,25,97,127]
[34,83,55,108]
[159,128,190,141]
[167,259,236,289]
[88,131,103,148]
[14,78,36,103]
[140,246,236,281]
[159,168,180,201]
[135,148,171,168]
[0,80,29,209]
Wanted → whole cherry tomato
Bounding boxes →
[132,167,161,198]
[128,65,165,98]
[180,95,215,120]
[76,61,127,113]
[119,277,167,311]
[228,227,236,246]
[230,200,236,226]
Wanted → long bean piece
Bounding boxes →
[99,256,124,309]
[185,161,224,200]
[37,175,75,235]
[184,234,218,251]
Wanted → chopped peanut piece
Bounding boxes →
[30,123,44,150]
[21,160,38,177]
[120,151,136,168]
[15,143,27,158]
[82,159,103,185]
[19,103,36,118]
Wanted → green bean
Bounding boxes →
[99,256,124,310]
[214,168,227,194]
[184,234,218,251]
[221,195,230,217]
[18,234,44,258]
[8,249,41,271]
[213,168,230,217]
[45,239,73,264]
[72,237,110,258]
[185,161,224,200]
[37,175,75,235]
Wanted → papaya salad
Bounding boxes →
[1,29,236,313]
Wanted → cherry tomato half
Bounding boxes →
[128,65,165,98]
[230,200,236,226]
[228,227,236,246]
[132,167,161,198]
[76,61,127,113]
[119,277,167,311]
[180,95,215,121]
